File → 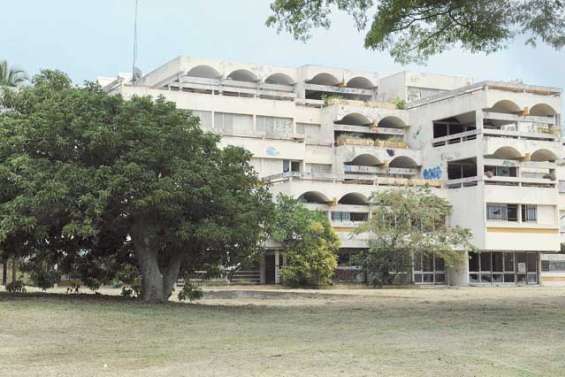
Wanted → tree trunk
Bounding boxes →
[131,223,183,303]
[11,257,17,285]
[2,257,7,287]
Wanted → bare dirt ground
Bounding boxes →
[2,285,565,377]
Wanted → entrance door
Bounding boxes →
[265,255,276,284]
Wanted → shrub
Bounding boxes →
[177,281,203,302]
[6,280,26,293]
[30,268,60,291]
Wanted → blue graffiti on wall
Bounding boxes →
[422,166,442,180]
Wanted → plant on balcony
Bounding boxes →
[353,188,474,287]
[272,195,340,287]
[336,133,374,146]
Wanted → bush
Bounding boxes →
[280,222,338,288]
[30,268,60,291]
[177,281,203,302]
[6,280,26,293]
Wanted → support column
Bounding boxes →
[274,250,281,284]
[259,255,266,284]
[448,251,470,286]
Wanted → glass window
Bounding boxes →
[257,116,293,139]
[469,252,479,272]
[507,204,518,222]
[480,252,492,272]
[190,110,213,130]
[214,112,253,136]
[504,253,515,272]
[521,205,537,222]
[527,253,538,272]
[493,252,503,272]
[487,204,505,220]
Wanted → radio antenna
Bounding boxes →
[131,0,141,84]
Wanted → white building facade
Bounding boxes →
[102,56,564,286]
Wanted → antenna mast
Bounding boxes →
[132,0,139,84]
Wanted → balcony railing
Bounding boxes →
[446,175,556,189]
[336,137,408,148]
[264,171,441,187]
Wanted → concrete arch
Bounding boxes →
[349,154,382,166]
[491,100,521,114]
[309,72,340,86]
[531,148,558,162]
[227,69,258,82]
[186,65,221,79]
[265,73,295,85]
[492,146,523,160]
[338,193,369,205]
[378,116,406,128]
[335,113,373,126]
[530,103,557,117]
[346,76,374,89]
[389,156,419,169]
[298,191,330,204]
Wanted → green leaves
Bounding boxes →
[268,0,565,64]
[273,194,340,287]
[0,69,274,298]
[354,187,474,285]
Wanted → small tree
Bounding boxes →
[272,195,340,287]
[354,187,473,286]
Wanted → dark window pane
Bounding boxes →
[507,205,518,222]
[422,254,433,271]
[469,273,480,283]
[469,252,479,272]
[435,257,445,272]
[493,274,504,283]
[527,273,538,284]
[504,253,514,272]
[413,252,422,271]
[414,273,423,283]
[493,252,503,272]
[527,253,538,272]
[481,273,492,283]
[423,274,434,283]
[480,252,492,272]
[435,273,446,283]
[504,274,515,283]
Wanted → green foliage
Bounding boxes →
[177,281,204,302]
[354,187,474,286]
[0,60,27,87]
[272,195,340,287]
[267,0,565,64]
[392,97,406,110]
[0,70,274,302]
[6,280,26,293]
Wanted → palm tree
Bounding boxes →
[0,60,28,87]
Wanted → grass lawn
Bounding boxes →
[2,286,565,377]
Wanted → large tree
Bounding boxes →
[267,0,565,64]
[353,187,474,286]
[0,60,27,87]
[0,70,273,302]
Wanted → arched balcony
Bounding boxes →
[298,191,330,204]
[186,65,221,79]
[346,76,374,89]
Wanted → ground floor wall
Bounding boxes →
[253,249,564,287]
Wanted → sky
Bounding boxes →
[1,0,564,107]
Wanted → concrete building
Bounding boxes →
[101,56,564,286]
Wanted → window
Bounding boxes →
[542,260,565,272]
[559,180,565,193]
[283,160,300,173]
[214,112,253,136]
[256,116,293,139]
[190,110,213,130]
[487,204,518,221]
[521,205,537,222]
[331,212,368,223]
